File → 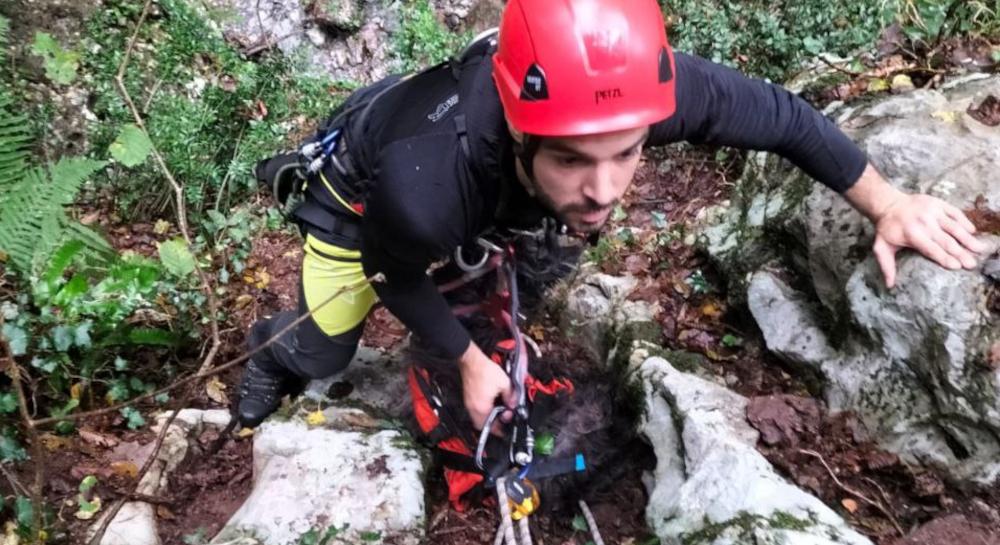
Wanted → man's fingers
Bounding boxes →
[939,219,984,266]
[928,225,973,269]
[873,237,898,289]
[941,211,989,255]
[943,203,978,234]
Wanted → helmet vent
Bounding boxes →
[658,47,673,83]
[520,63,549,101]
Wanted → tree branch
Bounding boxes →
[112,0,222,374]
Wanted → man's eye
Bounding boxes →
[618,147,641,160]
[557,156,581,167]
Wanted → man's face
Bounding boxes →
[526,126,648,234]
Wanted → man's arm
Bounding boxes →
[650,52,986,287]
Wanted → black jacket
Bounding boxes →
[308,50,867,358]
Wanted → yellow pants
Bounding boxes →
[301,233,377,336]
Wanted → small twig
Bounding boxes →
[113,0,222,375]
[31,273,383,428]
[141,78,163,115]
[578,500,606,545]
[799,449,905,536]
[1,317,46,545]
[816,55,862,78]
[0,461,30,497]
[240,28,308,57]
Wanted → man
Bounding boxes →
[237,0,987,431]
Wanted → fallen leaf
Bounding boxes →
[153,219,171,235]
[205,376,229,405]
[237,427,255,438]
[254,270,271,289]
[931,110,960,123]
[157,505,176,520]
[527,324,546,342]
[624,254,651,276]
[79,429,118,448]
[234,293,254,309]
[74,496,102,520]
[890,73,914,92]
[70,382,85,401]
[340,411,379,429]
[110,461,139,479]
[841,498,859,514]
[40,433,73,451]
[867,78,890,92]
[988,341,1000,370]
[79,211,101,226]
[700,302,723,319]
[305,409,327,427]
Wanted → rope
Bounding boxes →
[496,476,518,545]
[578,500,606,545]
[517,516,532,545]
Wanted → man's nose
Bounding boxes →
[582,163,616,208]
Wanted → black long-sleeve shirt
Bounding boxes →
[322,51,868,359]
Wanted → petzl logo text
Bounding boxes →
[594,88,623,105]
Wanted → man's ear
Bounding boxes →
[505,116,524,147]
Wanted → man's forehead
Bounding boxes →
[538,129,650,155]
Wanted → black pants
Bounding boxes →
[246,283,365,380]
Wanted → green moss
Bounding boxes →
[679,511,818,544]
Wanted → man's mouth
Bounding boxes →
[579,207,611,224]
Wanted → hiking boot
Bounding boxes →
[236,360,305,428]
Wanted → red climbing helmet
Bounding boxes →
[492,0,677,137]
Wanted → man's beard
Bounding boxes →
[531,182,617,234]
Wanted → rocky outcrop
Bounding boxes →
[561,266,663,364]
[698,75,1000,484]
[633,355,872,545]
[202,0,502,84]
[210,346,426,545]
[210,405,426,545]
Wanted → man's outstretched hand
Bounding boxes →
[458,341,515,435]
[846,164,988,288]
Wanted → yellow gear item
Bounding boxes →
[301,233,376,336]
[507,478,541,521]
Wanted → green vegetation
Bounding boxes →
[84,0,349,221]
[664,0,1000,82]
[395,0,472,71]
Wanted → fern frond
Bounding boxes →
[0,92,32,198]
[0,158,106,274]
[0,15,8,49]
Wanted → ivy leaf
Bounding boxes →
[74,322,93,349]
[15,496,33,527]
[571,514,589,532]
[183,528,208,545]
[0,434,27,462]
[79,475,98,493]
[31,32,79,85]
[120,406,146,430]
[109,124,153,168]
[51,324,73,351]
[533,432,555,457]
[721,334,743,348]
[1,323,27,356]
[0,393,17,414]
[158,239,196,278]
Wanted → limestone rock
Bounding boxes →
[96,502,160,545]
[636,356,872,545]
[211,405,426,545]
[697,75,1000,484]
[561,267,661,364]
